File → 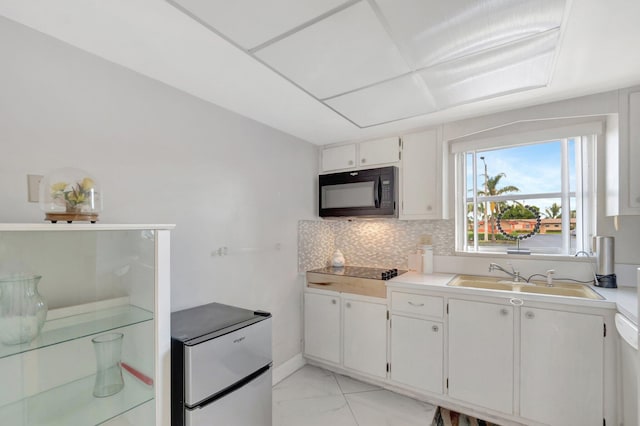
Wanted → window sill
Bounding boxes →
[453,250,594,262]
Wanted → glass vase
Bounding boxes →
[92,332,124,397]
[0,274,48,345]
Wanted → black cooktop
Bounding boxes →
[308,266,407,281]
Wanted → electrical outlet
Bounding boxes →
[27,174,43,203]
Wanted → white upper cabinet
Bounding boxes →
[628,91,640,209]
[321,144,357,172]
[607,86,640,215]
[359,137,400,167]
[320,137,399,173]
[400,129,442,219]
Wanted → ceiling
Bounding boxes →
[1,0,640,145]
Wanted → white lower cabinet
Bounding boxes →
[306,284,611,426]
[390,315,443,393]
[520,307,604,426]
[343,296,387,378]
[304,289,387,378]
[448,299,514,414]
[304,291,341,364]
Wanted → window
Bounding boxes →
[453,121,599,256]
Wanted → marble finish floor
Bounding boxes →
[273,365,437,426]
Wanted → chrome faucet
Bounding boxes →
[489,262,522,282]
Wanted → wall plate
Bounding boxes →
[27,174,43,203]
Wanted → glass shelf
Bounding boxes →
[0,305,153,359]
[0,371,154,425]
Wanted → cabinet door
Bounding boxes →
[390,315,443,394]
[628,92,640,209]
[448,299,514,414]
[343,298,387,378]
[400,130,441,219]
[520,308,604,426]
[304,292,341,364]
[321,144,357,172]
[359,137,400,167]
[608,87,640,215]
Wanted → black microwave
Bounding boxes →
[319,166,398,218]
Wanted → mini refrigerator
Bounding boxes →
[171,302,272,426]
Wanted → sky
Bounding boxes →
[466,139,577,214]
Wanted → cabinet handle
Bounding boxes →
[525,311,535,319]
[348,160,354,166]
[331,299,336,304]
[427,205,433,211]
[509,298,523,306]
[432,325,439,332]
[500,308,509,316]
[361,158,366,163]
[408,301,425,307]
[346,302,351,308]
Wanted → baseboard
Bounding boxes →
[272,353,306,386]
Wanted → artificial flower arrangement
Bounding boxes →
[39,168,102,223]
[50,177,96,212]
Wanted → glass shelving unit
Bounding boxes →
[0,304,153,360]
[0,372,154,425]
[0,224,173,426]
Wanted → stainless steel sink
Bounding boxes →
[449,275,603,300]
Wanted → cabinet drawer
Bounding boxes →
[391,292,443,318]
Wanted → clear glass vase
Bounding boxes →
[0,274,48,345]
[92,332,125,397]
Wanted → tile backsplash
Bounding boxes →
[298,219,455,272]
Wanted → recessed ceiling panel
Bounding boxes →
[375,0,566,68]
[419,29,559,109]
[255,2,410,99]
[169,0,350,50]
[326,74,436,127]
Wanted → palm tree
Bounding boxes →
[545,203,561,219]
[479,173,520,241]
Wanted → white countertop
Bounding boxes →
[389,271,638,325]
[595,286,637,324]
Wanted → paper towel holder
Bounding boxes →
[594,236,617,288]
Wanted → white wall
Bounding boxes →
[0,17,317,367]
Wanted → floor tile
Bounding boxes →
[334,373,381,394]
[345,389,436,426]
[274,394,359,426]
[273,365,436,426]
[273,365,342,403]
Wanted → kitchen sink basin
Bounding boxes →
[449,275,603,300]
[450,280,515,291]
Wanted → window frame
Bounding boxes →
[451,120,600,257]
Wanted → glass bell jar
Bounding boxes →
[39,167,102,223]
